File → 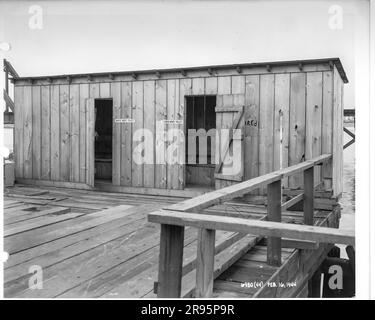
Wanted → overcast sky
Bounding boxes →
[0,0,370,109]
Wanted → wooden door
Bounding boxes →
[85,98,95,187]
[214,94,245,189]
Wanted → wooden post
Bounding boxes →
[195,228,216,298]
[304,166,314,225]
[5,64,9,113]
[157,224,185,298]
[267,179,282,266]
[5,69,8,94]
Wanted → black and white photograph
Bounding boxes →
[0,0,373,304]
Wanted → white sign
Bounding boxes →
[115,119,135,123]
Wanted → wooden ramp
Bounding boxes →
[213,208,340,298]
[148,154,354,298]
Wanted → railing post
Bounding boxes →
[4,62,9,112]
[157,224,185,298]
[195,228,216,298]
[267,179,282,266]
[304,166,315,225]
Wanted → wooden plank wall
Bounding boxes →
[13,69,342,194]
[332,67,344,196]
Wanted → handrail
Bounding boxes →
[4,59,19,79]
[3,59,18,114]
[149,153,335,298]
[149,210,355,246]
[3,89,14,112]
[166,154,331,213]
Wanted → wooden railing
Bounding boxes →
[3,59,18,113]
[148,154,355,298]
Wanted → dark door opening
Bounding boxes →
[185,95,216,188]
[94,99,113,183]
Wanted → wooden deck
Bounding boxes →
[3,184,340,298]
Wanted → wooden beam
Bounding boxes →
[281,238,319,250]
[157,224,185,298]
[166,154,331,213]
[166,171,282,212]
[281,193,304,210]
[214,173,243,181]
[278,161,314,178]
[4,59,19,78]
[267,180,282,266]
[5,63,9,96]
[307,154,332,165]
[195,229,215,297]
[304,166,314,225]
[165,154,331,213]
[215,106,244,174]
[263,237,319,249]
[182,233,261,298]
[3,89,14,112]
[148,210,355,246]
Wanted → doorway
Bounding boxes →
[94,99,113,183]
[185,95,216,188]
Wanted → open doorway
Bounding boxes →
[94,99,113,183]
[185,95,216,188]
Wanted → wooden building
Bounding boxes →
[11,58,347,197]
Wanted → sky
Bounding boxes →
[0,0,370,109]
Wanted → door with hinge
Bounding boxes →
[214,94,245,189]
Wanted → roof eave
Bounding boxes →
[11,57,348,84]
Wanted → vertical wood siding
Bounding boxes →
[41,85,51,180]
[13,69,342,195]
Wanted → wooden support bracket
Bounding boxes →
[215,106,244,175]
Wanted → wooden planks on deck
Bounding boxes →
[4,184,344,299]
[3,185,263,298]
